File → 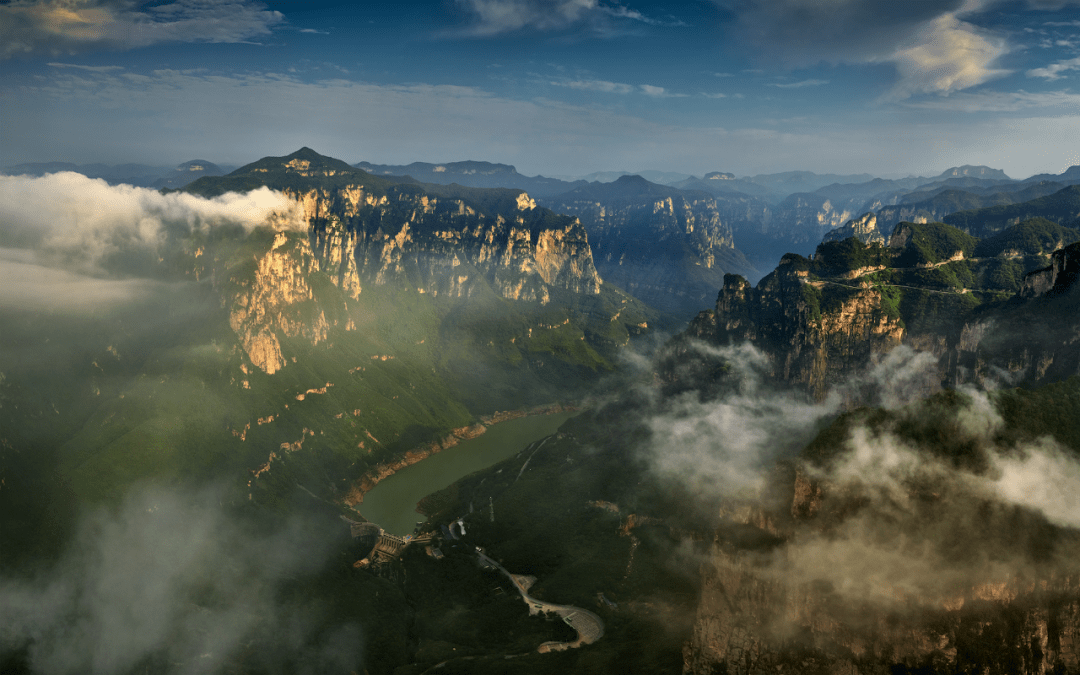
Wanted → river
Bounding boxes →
[357,411,577,535]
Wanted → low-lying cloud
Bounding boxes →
[0,485,361,675]
[645,342,941,499]
[644,341,1080,609]
[0,250,163,314]
[0,172,304,272]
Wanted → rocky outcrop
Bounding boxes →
[1022,241,1080,298]
[692,234,1080,400]
[696,257,906,401]
[227,232,329,374]
[192,149,608,373]
[292,184,601,304]
[822,212,886,246]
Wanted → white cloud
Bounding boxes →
[990,439,1080,528]
[548,79,682,96]
[767,79,829,88]
[46,61,125,72]
[885,13,1010,98]
[0,0,284,59]
[640,83,685,97]
[453,0,655,35]
[0,172,304,271]
[554,78,636,94]
[1028,56,1080,79]
[720,0,1012,97]
[0,253,161,314]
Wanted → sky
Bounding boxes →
[1,0,1079,179]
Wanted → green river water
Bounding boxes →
[356,411,576,535]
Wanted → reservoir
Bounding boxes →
[357,411,576,535]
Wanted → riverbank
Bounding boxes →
[342,403,578,508]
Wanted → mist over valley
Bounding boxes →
[4,1,1080,672]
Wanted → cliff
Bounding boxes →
[684,388,1080,674]
[821,212,886,246]
[187,148,607,374]
[688,223,1080,400]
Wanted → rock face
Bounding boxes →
[689,226,1080,400]
[694,258,905,401]
[679,376,1080,675]
[188,148,607,373]
[685,476,1080,675]
[293,183,601,304]
[226,232,329,374]
[822,212,886,246]
[542,175,755,317]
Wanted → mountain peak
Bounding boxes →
[704,171,735,180]
[229,148,360,178]
[613,174,651,186]
[936,165,1010,180]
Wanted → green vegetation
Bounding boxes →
[785,217,1080,336]
[944,184,1080,236]
[811,237,891,277]
[893,222,978,267]
[973,217,1080,258]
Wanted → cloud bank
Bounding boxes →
[644,341,1080,608]
[0,172,304,271]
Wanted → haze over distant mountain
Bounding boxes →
[351,159,586,197]
[1,159,232,189]
[706,165,1080,274]
[558,169,695,185]
[540,174,757,318]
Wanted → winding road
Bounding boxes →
[475,549,605,652]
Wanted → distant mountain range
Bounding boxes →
[6,146,1080,674]
[351,159,588,197]
[1,159,235,189]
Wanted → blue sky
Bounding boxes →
[1,0,1079,178]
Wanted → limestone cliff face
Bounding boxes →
[684,467,1080,675]
[692,235,1080,399]
[951,242,1080,388]
[696,257,906,401]
[542,177,754,316]
[291,185,601,304]
[1022,241,1080,299]
[822,212,886,246]
[227,232,329,374]
[197,151,606,374]
[771,194,860,246]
